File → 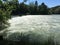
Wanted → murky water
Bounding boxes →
[2,15,60,44]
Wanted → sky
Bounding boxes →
[18,0,60,8]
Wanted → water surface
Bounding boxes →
[2,15,60,44]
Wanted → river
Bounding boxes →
[1,15,60,44]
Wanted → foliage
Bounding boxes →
[23,0,27,2]
[0,0,12,30]
[50,6,60,14]
[39,3,49,15]
[19,3,29,15]
[0,0,2,4]
[34,1,38,14]
[0,0,60,16]
[54,7,60,14]
[0,9,9,30]
[29,2,35,14]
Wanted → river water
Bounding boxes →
[2,15,60,44]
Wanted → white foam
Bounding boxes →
[2,15,60,43]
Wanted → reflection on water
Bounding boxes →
[2,15,60,44]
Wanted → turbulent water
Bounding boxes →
[1,15,60,44]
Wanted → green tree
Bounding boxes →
[34,0,38,14]
[4,0,19,15]
[0,0,12,30]
[50,6,60,14]
[0,0,3,10]
[0,8,9,30]
[54,7,60,14]
[0,0,2,4]
[23,0,27,2]
[19,3,29,15]
[39,3,49,15]
[29,2,35,14]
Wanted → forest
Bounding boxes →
[0,0,60,15]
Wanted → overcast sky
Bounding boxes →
[18,0,60,8]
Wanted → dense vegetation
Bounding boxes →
[0,0,11,30]
[50,6,60,14]
[0,0,60,16]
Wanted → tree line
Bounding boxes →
[0,0,60,16]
